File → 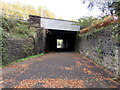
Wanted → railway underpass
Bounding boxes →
[39,17,80,52]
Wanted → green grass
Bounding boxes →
[113,77,120,83]
[9,32,29,39]
[1,53,44,67]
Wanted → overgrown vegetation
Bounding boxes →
[82,0,120,16]
[78,23,120,53]
[78,24,114,37]
[77,0,120,35]
[1,53,44,67]
[113,77,120,83]
[95,48,104,59]
[0,0,55,19]
[1,16,36,38]
[0,27,8,65]
[111,23,120,43]
[22,43,34,56]
[0,16,36,65]
[75,16,99,29]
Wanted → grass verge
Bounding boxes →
[113,77,120,83]
[1,53,44,67]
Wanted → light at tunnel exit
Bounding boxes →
[57,39,63,48]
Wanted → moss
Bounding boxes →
[1,53,44,67]
[111,23,120,43]
[113,77,120,82]
[78,24,117,38]
[0,27,9,65]
[0,16,37,65]
[111,59,117,64]
[22,43,34,56]
[1,16,36,39]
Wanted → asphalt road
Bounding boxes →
[1,52,120,88]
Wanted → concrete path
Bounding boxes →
[1,52,120,88]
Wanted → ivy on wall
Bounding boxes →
[0,16,36,65]
[1,16,36,39]
[0,27,8,65]
[79,23,120,44]
[22,41,34,56]
[111,23,120,44]
[78,23,120,76]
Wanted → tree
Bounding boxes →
[75,16,98,29]
[81,0,120,16]
[70,19,75,21]
[0,1,55,19]
[108,1,120,16]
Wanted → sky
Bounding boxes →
[2,0,102,20]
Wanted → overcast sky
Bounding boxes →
[2,0,102,20]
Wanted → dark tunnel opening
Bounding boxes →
[45,29,77,52]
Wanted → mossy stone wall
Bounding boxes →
[77,25,120,76]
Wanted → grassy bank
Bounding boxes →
[1,53,44,67]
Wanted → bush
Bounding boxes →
[75,16,98,29]
[0,16,35,38]
[79,16,120,34]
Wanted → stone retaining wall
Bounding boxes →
[77,25,120,76]
[3,28,46,65]
[2,15,46,65]
[4,38,34,64]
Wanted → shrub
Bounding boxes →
[0,16,35,38]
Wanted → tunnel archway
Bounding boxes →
[28,15,80,53]
[45,29,77,52]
